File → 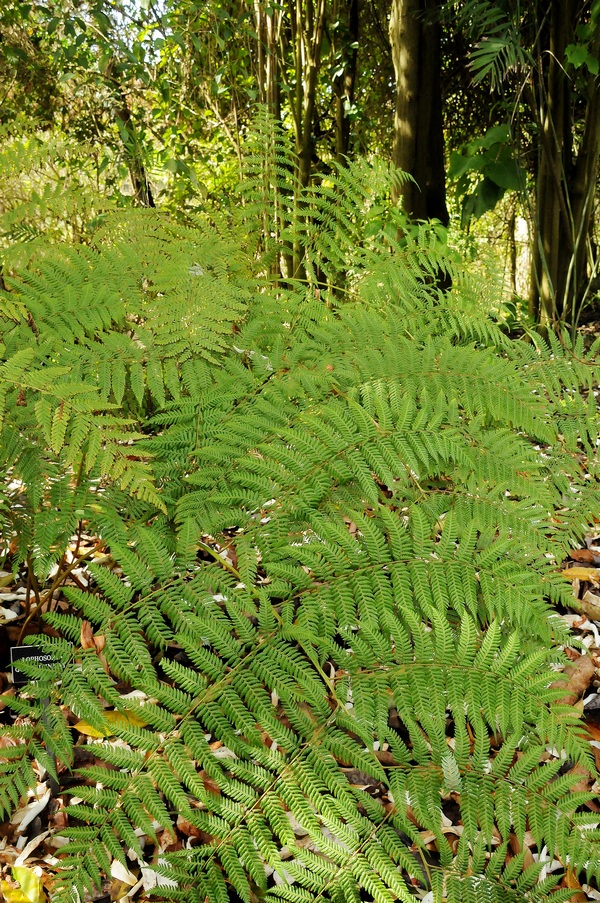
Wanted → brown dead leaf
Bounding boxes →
[559,865,588,901]
[51,809,68,830]
[571,549,600,564]
[79,620,95,650]
[561,566,600,584]
[176,815,203,838]
[581,591,600,622]
[508,832,535,870]
[564,762,594,796]
[176,815,213,844]
[0,728,20,751]
[375,750,396,766]
[201,773,221,796]
[551,655,595,706]
[585,721,600,742]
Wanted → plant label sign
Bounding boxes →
[10,646,57,685]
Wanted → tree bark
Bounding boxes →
[333,0,359,162]
[115,96,155,208]
[291,0,327,190]
[389,0,448,225]
[529,0,572,323]
[254,0,282,119]
[105,60,155,208]
[566,25,600,323]
[528,0,600,326]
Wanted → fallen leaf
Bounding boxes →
[201,773,221,796]
[10,787,51,833]
[564,762,594,796]
[110,859,137,886]
[176,815,204,839]
[571,549,600,564]
[73,709,148,738]
[581,590,600,622]
[1,866,44,903]
[14,832,50,867]
[560,864,588,901]
[140,866,179,892]
[585,722,600,741]
[79,620,95,650]
[561,566,600,583]
[551,655,595,706]
[508,832,535,870]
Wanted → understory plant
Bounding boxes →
[0,119,600,902]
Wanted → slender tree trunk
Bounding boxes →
[254,0,282,118]
[288,0,327,276]
[254,0,287,278]
[389,0,448,225]
[333,0,359,163]
[528,0,600,326]
[529,0,572,323]
[292,0,327,190]
[115,97,155,208]
[105,60,154,208]
[508,209,517,295]
[566,26,600,324]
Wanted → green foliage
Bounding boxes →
[1,131,600,903]
[0,209,249,570]
[0,129,117,270]
[448,124,524,226]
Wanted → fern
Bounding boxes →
[445,0,532,91]
[0,210,250,569]
[1,124,599,902]
[0,127,117,269]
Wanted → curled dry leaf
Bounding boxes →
[10,787,51,834]
[13,832,50,868]
[110,859,137,886]
[79,620,95,651]
[581,590,600,623]
[551,655,596,706]
[176,815,204,839]
[80,620,106,654]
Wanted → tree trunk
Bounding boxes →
[289,0,327,277]
[389,0,448,225]
[333,0,359,163]
[115,97,155,208]
[528,0,572,323]
[291,0,327,191]
[528,0,600,327]
[254,0,282,119]
[105,60,154,208]
[566,25,600,324]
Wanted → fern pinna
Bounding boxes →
[1,137,600,903]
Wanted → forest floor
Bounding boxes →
[1,526,600,902]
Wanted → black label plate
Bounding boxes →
[10,646,57,685]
